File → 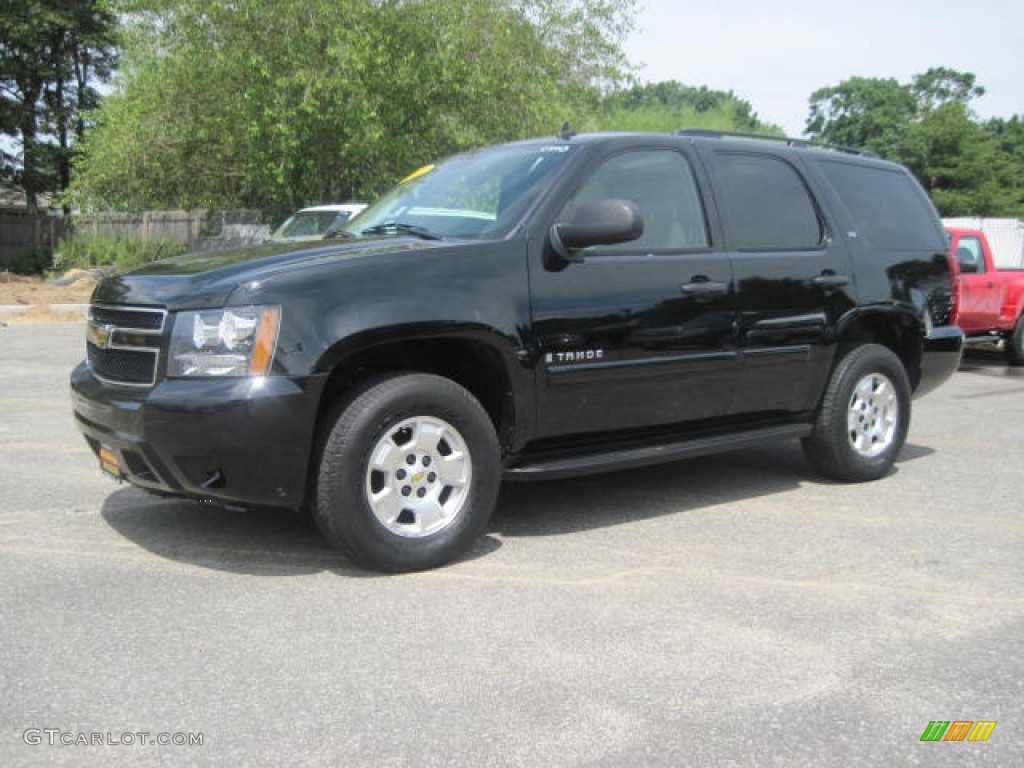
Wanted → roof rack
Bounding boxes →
[675,128,879,158]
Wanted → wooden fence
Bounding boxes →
[0,209,263,271]
[77,210,208,244]
[75,209,263,244]
[0,212,69,271]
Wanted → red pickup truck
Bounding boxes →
[947,227,1024,364]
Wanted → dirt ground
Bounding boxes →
[0,270,94,324]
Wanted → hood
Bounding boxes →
[90,237,443,309]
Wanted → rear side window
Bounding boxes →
[819,160,941,249]
[713,153,824,251]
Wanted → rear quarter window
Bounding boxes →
[818,160,943,250]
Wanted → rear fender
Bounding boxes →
[1000,281,1024,327]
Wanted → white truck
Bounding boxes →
[942,217,1024,268]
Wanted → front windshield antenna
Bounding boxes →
[557,121,576,141]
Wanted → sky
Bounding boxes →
[622,0,1024,136]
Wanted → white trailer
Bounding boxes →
[942,218,1024,269]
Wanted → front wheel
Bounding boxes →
[1005,315,1024,366]
[314,374,501,572]
[802,344,911,482]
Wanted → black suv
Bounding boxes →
[71,130,963,571]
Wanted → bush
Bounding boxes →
[54,233,187,272]
[1,247,52,275]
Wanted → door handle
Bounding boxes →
[680,279,728,297]
[812,273,850,289]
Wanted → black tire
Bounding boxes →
[1005,315,1024,366]
[802,344,911,483]
[314,373,501,572]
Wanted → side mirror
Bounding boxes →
[547,199,643,269]
[955,247,978,274]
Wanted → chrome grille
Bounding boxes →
[86,304,167,388]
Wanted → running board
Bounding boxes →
[504,423,813,481]
[962,333,1005,348]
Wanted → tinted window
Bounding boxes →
[714,153,823,250]
[562,149,709,252]
[820,160,941,249]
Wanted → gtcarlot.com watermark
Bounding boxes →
[23,729,203,747]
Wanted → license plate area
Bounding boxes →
[98,444,123,479]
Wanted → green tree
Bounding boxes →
[70,0,635,219]
[0,0,118,210]
[588,80,780,134]
[805,68,1023,217]
[805,76,916,156]
[983,116,1024,215]
[910,67,984,113]
[909,102,1003,216]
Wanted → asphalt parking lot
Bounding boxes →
[1,322,1022,767]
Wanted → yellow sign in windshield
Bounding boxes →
[401,164,435,184]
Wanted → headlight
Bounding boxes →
[168,306,281,377]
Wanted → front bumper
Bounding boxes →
[70,362,327,509]
[914,325,964,399]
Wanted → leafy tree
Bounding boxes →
[910,102,1003,216]
[588,80,780,134]
[983,116,1024,215]
[69,0,635,219]
[910,67,984,113]
[805,68,1024,217]
[805,77,916,156]
[0,0,118,210]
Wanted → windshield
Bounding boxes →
[347,142,578,240]
[275,210,349,239]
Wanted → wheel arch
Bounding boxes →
[312,329,527,457]
[1001,287,1024,329]
[834,307,926,392]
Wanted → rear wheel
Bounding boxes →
[1005,315,1024,366]
[802,344,911,482]
[314,373,501,572]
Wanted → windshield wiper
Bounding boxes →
[360,222,444,241]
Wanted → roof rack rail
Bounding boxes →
[674,128,879,158]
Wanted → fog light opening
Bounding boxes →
[200,469,226,490]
